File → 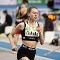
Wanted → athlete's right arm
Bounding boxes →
[8,22,24,48]
[16,7,20,19]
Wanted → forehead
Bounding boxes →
[31,8,38,12]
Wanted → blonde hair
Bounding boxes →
[27,6,38,14]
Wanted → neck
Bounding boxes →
[22,4,26,7]
[28,18,35,24]
[27,18,36,27]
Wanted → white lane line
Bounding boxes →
[0,47,54,60]
[37,46,60,53]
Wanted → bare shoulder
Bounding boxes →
[16,22,24,30]
[15,7,19,13]
[38,22,43,27]
[18,22,24,26]
[21,5,25,8]
[16,7,19,10]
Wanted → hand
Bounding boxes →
[36,26,41,33]
[36,26,43,37]
[12,45,17,49]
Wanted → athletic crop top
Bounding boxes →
[21,22,40,42]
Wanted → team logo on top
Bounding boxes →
[25,27,39,37]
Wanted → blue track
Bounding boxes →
[0,41,60,60]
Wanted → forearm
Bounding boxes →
[39,33,44,45]
[8,34,16,48]
[37,22,44,45]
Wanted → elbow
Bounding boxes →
[8,33,11,38]
[42,40,44,44]
[40,42,44,45]
[41,42,44,45]
[8,33,13,38]
[40,39,44,45]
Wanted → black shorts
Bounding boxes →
[17,44,36,60]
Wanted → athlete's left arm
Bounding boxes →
[8,22,24,48]
[10,22,24,35]
[37,22,44,45]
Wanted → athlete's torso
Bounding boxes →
[16,6,28,24]
[21,22,40,42]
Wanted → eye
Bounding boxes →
[32,12,35,14]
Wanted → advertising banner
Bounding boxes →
[0,0,60,5]
[54,0,60,4]
[0,0,16,5]
[17,0,47,5]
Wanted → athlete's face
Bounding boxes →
[26,3,28,6]
[29,8,38,20]
[24,3,28,6]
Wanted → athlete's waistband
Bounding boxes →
[21,44,36,50]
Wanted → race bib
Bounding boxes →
[25,27,39,37]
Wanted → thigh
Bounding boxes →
[17,46,36,60]
[20,57,29,60]
[17,46,26,60]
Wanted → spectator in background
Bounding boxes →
[42,13,54,32]
[3,10,12,26]
[8,0,28,53]
[47,0,54,11]
[0,10,12,33]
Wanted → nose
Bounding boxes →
[35,14,37,17]
[35,14,38,18]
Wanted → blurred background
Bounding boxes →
[0,0,60,44]
[0,1,60,60]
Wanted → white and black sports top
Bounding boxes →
[21,22,40,42]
